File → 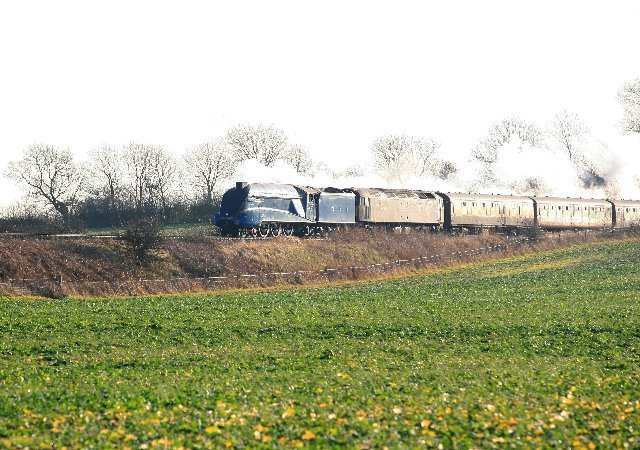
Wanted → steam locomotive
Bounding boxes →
[214,182,640,237]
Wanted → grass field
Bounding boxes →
[1,239,639,448]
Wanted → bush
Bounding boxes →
[122,218,162,264]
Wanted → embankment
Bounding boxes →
[0,229,629,297]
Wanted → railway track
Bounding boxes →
[0,232,328,241]
[0,227,619,242]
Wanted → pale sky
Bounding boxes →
[1,0,639,205]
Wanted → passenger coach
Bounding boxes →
[533,197,612,230]
[611,199,640,229]
[440,193,535,231]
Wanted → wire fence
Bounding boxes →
[4,228,636,298]
[0,236,537,297]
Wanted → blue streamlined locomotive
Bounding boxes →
[214,182,355,237]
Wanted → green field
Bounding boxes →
[1,239,639,449]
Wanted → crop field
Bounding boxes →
[1,239,639,448]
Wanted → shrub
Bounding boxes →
[122,218,162,264]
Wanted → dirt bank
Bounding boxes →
[0,229,625,297]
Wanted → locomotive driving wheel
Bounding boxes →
[258,226,270,238]
[270,224,282,237]
[283,224,294,236]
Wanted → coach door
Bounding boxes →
[306,193,317,221]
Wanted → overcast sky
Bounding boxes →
[0,0,639,205]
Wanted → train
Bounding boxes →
[214,182,640,237]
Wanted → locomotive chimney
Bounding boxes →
[236,181,248,189]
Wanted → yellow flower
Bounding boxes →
[205,425,220,434]
[282,407,296,419]
[302,430,316,441]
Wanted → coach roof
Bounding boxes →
[350,188,438,199]
[444,193,533,202]
[610,199,640,207]
[534,196,611,205]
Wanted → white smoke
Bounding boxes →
[607,134,640,200]
[224,134,640,200]
[227,158,463,193]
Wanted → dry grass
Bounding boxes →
[0,229,633,298]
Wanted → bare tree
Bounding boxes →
[88,145,124,209]
[184,139,236,205]
[284,144,313,174]
[432,159,457,180]
[123,143,177,214]
[548,110,589,162]
[225,124,288,167]
[6,144,85,225]
[342,164,365,178]
[547,113,615,191]
[412,138,441,176]
[619,78,640,134]
[371,134,442,178]
[147,147,177,215]
[123,143,154,211]
[371,134,412,173]
[473,117,543,164]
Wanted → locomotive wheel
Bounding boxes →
[258,226,270,238]
[250,227,259,238]
[283,224,294,236]
[270,224,282,237]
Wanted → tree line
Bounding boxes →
[4,124,313,230]
[4,77,640,231]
